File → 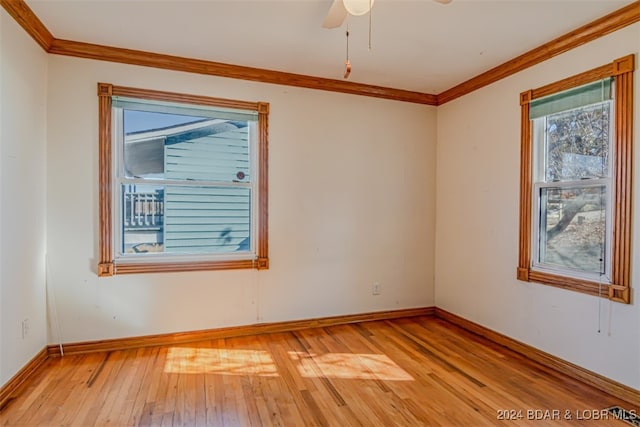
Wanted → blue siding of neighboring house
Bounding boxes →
[163,127,251,253]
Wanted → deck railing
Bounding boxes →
[123,188,164,229]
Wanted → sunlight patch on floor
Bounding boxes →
[164,347,278,376]
[289,351,414,381]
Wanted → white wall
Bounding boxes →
[0,10,48,386]
[435,23,640,389]
[45,57,437,344]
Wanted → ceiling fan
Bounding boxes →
[322,0,453,29]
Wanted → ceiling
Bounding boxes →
[26,0,636,94]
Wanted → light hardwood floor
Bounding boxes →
[0,316,637,426]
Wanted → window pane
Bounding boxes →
[121,184,251,255]
[123,110,251,183]
[122,184,164,253]
[165,123,250,183]
[545,102,610,182]
[538,186,606,274]
[164,186,251,254]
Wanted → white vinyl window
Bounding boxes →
[112,97,259,264]
[530,79,613,282]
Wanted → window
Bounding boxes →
[517,55,634,303]
[98,83,269,276]
[532,83,613,278]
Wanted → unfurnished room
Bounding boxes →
[0,0,639,425]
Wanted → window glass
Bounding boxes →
[544,103,610,182]
[116,103,256,259]
[532,98,612,280]
[537,185,606,274]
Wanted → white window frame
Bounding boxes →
[530,107,614,283]
[111,105,259,265]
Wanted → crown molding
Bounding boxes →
[0,0,52,50]
[49,38,437,105]
[1,0,638,104]
[437,1,640,105]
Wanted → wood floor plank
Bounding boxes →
[257,334,321,426]
[81,351,130,426]
[122,347,161,426]
[0,316,637,426]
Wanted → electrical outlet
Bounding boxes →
[21,319,30,339]
[372,282,381,295]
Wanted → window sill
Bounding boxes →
[98,257,269,276]
[518,268,611,298]
[517,268,631,304]
[517,267,610,298]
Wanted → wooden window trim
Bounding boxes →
[97,83,269,276]
[517,55,634,303]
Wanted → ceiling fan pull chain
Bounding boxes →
[344,26,351,79]
[368,0,372,50]
[346,24,349,60]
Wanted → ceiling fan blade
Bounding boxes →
[433,0,453,3]
[322,0,348,29]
